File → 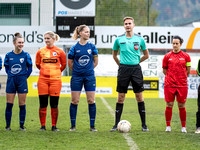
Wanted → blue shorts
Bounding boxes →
[6,75,28,93]
[71,75,96,91]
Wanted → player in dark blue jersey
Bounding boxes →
[68,25,98,132]
[0,56,2,70]
[4,32,32,131]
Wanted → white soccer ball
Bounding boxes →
[117,120,131,133]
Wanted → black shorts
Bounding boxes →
[117,64,144,93]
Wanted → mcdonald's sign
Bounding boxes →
[186,28,200,49]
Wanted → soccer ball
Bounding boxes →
[117,120,131,133]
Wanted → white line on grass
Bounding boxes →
[100,97,140,150]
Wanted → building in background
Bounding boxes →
[0,0,53,26]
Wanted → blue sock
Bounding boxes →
[89,103,96,127]
[5,103,13,127]
[19,105,26,127]
[70,103,77,127]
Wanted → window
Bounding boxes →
[0,3,31,26]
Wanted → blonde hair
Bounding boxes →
[44,31,60,41]
[13,32,23,43]
[123,16,134,23]
[72,24,88,40]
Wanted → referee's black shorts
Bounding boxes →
[117,64,144,93]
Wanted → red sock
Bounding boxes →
[51,107,58,126]
[39,107,47,126]
[179,107,186,127]
[165,107,172,126]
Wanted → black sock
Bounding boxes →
[115,103,124,126]
[196,111,200,128]
[138,101,146,127]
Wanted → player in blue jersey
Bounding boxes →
[110,17,150,132]
[4,32,32,131]
[0,56,2,70]
[68,24,98,132]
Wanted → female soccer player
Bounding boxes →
[0,56,2,70]
[68,25,98,131]
[195,59,200,134]
[35,31,66,131]
[4,32,32,131]
[162,35,191,133]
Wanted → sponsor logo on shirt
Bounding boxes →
[10,58,13,60]
[43,59,58,63]
[76,50,80,53]
[11,64,22,74]
[78,55,90,66]
[179,58,185,60]
[87,49,92,54]
[20,58,24,63]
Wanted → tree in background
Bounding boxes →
[96,0,158,26]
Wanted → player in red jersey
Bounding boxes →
[162,35,191,133]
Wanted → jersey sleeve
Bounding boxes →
[26,53,32,78]
[35,50,41,69]
[68,46,75,59]
[140,37,147,51]
[197,59,200,76]
[162,55,168,69]
[113,38,120,51]
[185,54,191,67]
[60,50,67,72]
[4,53,9,74]
[0,56,2,70]
[26,53,33,67]
[92,44,98,56]
[4,53,9,67]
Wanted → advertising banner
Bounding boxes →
[27,76,159,98]
[0,26,200,49]
[55,0,95,16]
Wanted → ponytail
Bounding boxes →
[13,32,23,43]
[71,24,88,40]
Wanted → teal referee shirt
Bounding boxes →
[113,33,147,65]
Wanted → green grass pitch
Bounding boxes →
[0,96,199,150]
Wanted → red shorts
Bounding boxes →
[164,87,188,103]
[37,77,62,96]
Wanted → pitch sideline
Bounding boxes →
[100,97,140,150]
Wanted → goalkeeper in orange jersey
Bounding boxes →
[195,59,200,134]
[35,31,66,131]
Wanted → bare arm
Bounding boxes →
[163,69,167,75]
[113,50,120,66]
[93,56,98,68]
[68,59,73,70]
[140,49,149,63]
[186,66,191,76]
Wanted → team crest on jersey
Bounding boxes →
[134,44,139,50]
[20,58,24,63]
[87,49,92,54]
[53,52,57,56]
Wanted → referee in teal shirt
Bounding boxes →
[110,16,149,132]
